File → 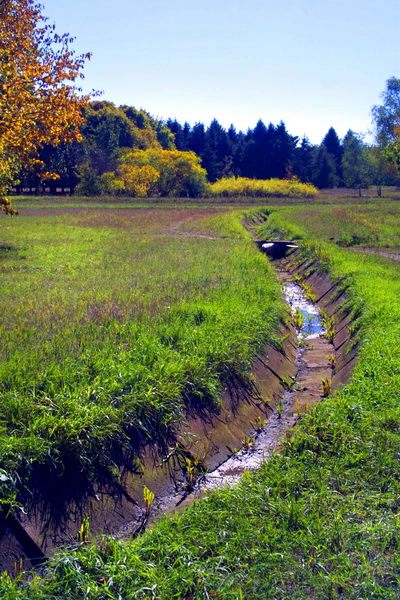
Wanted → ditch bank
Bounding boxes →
[0,241,359,574]
[184,241,359,496]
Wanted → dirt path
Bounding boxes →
[169,217,226,240]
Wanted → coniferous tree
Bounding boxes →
[166,119,185,150]
[228,125,244,176]
[272,121,297,178]
[182,123,191,151]
[202,119,232,181]
[190,123,207,157]
[227,124,238,146]
[240,120,265,179]
[321,127,343,183]
[293,136,314,182]
[312,146,339,188]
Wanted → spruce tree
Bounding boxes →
[321,127,343,183]
[312,146,339,188]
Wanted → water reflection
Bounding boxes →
[284,282,325,339]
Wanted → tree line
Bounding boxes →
[2,1,399,205]
[167,118,399,195]
[12,85,400,198]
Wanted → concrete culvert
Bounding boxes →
[255,240,299,259]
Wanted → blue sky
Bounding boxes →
[42,0,399,144]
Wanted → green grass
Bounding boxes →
[262,200,400,248]
[13,187,400,213]
[0,204,284,509]
[3,200,400,598]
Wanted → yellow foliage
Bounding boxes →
[117,148,208,197]
[208,177,318,198]
[99,172,125,195]
[117,164,160,197]
[0,0,91,213]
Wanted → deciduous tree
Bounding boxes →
[342,130,371,195]
[372,77,400,147]
[116,148,208,197]
[0,0,91,213]
[117,164,159,196]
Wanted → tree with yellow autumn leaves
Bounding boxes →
[0,0,91,214]
[114,149,208,197]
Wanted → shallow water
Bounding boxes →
[284,282,325,339]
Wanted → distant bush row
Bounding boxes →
[77,146,318,198]
[208,176,318,198]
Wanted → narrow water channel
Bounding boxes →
[194,280,326,493]
[1,246,346,571]
[284,282,325,339]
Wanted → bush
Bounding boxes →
[208,176,318,198]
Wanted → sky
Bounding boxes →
[41,0,399,144]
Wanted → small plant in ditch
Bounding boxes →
[251,415,268,432]
[301,282,317,302]
[77,516,90,544]
[325,322,335,342]
[320,310,335,341]
[241,435,255,451]
[321,377,332,397]
[281,375,297,390]
[132,486,156,538]
[277,398,283,418]
[294,398,304,416]
[143,486,155,518]
[13,559,23,577]
[184,456,208,490]
[227,445,240,457]
[325,354,336,368]
[292,307,304,331]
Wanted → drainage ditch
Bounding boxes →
[0,240,359,573]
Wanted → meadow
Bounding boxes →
[263,200,400,248]
[1,194,400,598]
[0,200,284,510]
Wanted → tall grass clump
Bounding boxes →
[208,177,318,198]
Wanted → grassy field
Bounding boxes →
[2,195,400,598]
[264,201,400,248]
[0,201,285,511]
